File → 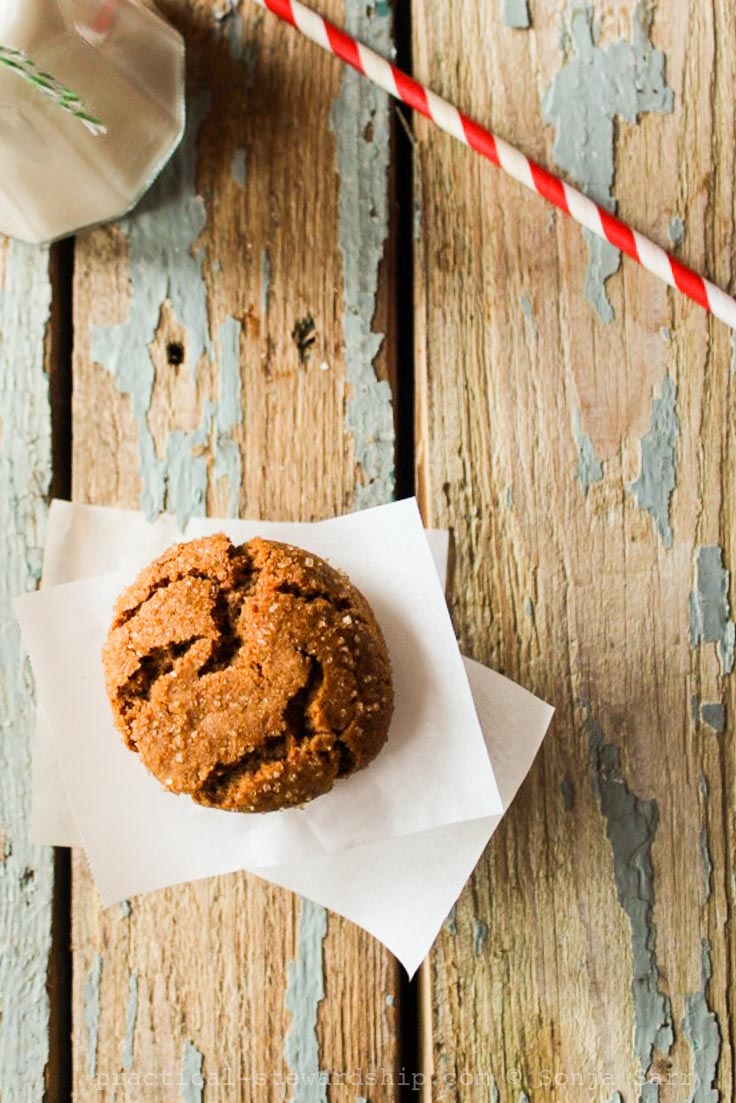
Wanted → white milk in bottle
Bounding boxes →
[0,0,184,243]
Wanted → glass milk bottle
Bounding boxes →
[0,0,184,243]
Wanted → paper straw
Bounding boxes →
[253,0,736,332]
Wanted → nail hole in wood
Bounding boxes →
[291,314,317,365]
[167,341,185,367]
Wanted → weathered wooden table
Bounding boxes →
[2,1,734,1099]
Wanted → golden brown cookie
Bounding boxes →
[102,535,394,812]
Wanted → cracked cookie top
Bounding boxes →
[102,534,394,813]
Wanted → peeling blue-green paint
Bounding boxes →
[583,231,621,322]
[502,0,530,29]
[385,994,395,1007]
[163,421,209,524]
[698,776,709,799]
[0,241,54,1103]
[524,596,534,619]
[445,904,458,935]
[472,918,488,955]
[331,1,395,509]
[91,94,243,526]
[163,360,241,520]
[572,407,603,492]
[689,547,736,675]
[121,973,138,1069]
[84,953,102,1081]
[668,216,685,248]
[284,900,328,1103]
[627,375,679,548]
[682,941,720,1103]
[520,294,538,340]
[661,326,673,343]
[505,484,513,509]
[212,314,243,518]
[691,694,701,726]
[413,197,422,242]
[542,2,673,322]
[585,709,673,1096]
[700,702,726,733]
[90,92,211,512]
[261,247,271,318]
[181,1039,205,1103]
[119,899,131,918]
[231,147,247,187]
[560,777,574,810]
[217,0,260,78]
[217,0,244,58]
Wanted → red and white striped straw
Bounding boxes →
[254,0,736,332]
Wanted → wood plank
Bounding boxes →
[0,242,56,1099]
[71,1,401,1098]
[413,1,735,1099]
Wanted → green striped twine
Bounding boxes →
[0,45,106,135]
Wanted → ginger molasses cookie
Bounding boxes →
[102,535,394,812]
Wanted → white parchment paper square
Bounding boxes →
[18,499,553,975]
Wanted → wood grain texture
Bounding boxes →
[413,1,735,1100]
[71,1,399,1099]
[0,240,55,1102]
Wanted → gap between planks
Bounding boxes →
[46,237,75,1101]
